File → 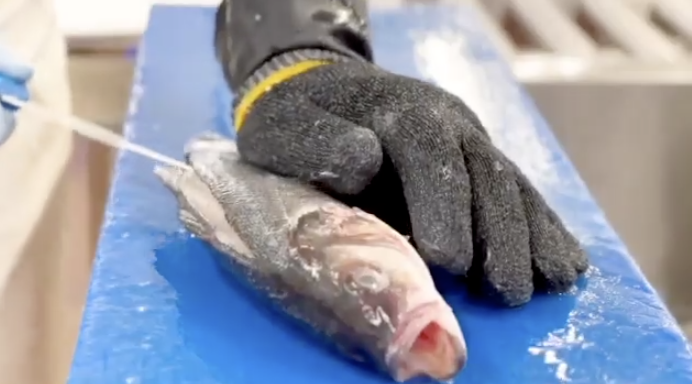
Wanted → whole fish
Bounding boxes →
[154,132,466,382]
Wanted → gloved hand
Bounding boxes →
[0,45,32,145]
[231,52,589,307]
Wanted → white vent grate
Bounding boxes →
[472,0,692,58]
[369,0,692,82]
[463,0,692,82]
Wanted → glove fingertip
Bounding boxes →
[569,245,590,274]
[465,230,534,307]
[486,265,534,307]
[503,288,534,307]
[482,275,534,307]
[530,205,590,278]
[523,209,585,293]
[531,252,579,293]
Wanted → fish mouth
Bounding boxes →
[386,302,467,382]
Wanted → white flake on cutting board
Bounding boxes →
[527,292,595,382]
[127,59,145,123]
[527,322,593,382]
[525,268,625,382]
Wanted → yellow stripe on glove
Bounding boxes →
[234,60,330,131]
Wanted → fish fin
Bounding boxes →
[179,205,256,264]
[186,139,295,269]
[178,207,212,240]
[155,163,256,263]
[154,164,184,189]
[155,164,211,238]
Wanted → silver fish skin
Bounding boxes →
[154,132,466,382]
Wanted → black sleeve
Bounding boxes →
[214,0,373,94]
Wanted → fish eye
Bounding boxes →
[349,266,389,293]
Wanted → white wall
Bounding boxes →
[55,0,221,39]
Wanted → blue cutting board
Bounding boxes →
[68,5,692,384]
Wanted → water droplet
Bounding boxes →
[494,161,504,171]
[254,14,262,21]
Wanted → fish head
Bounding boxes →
[291,205,467,382]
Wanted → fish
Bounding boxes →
[154,132,467,382]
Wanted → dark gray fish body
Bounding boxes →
[155,132,466,382]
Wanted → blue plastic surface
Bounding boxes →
[69,5,692,384]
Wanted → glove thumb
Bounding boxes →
[236,96,383,195]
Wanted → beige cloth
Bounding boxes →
[0,1,92,383]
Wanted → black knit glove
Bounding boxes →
[229,50,589,307]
